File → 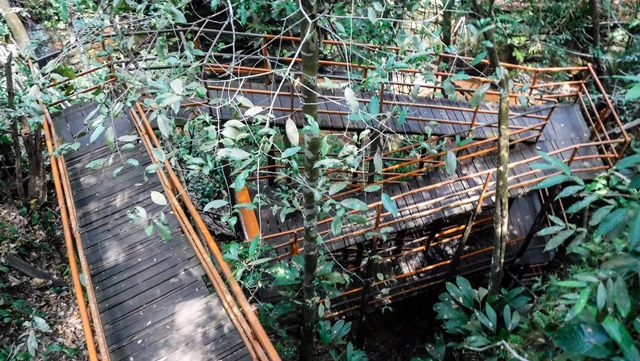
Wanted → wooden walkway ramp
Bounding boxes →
[214,78,615,315]
[250,102,598,256]
[53,104,254,361]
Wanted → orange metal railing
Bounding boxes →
[129,104,281,361]
[28,60,109,361]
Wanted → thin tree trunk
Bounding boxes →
[590,0,610,89]
[21,119,46,203]
[488,71,509,295]
[5,53,25,200]
[0,0,30,48]
[442,0,454,48]
[299,0,320,359]
[472,0,510,296]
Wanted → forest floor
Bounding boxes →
[0,203,85,360]
[360,294,438,361]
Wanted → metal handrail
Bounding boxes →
[130,104,281,361]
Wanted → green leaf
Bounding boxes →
[503,304,512,330]
[331,217,343,236]
[544,229,575,251]
[157,113,173,138]
[285,117,299,146]
[469,84,490,108]
[615,154,640,170]
[397,107,408,127]
[629,211,640,249]
[445,151,456,176]
[32,316,51,333]
[169,5,187,23]
[373,151,383,174]
[466,335,491,348]
[589,205,614,227]
[629,175,640,189]
[538,151,571,175]
[475,309,494,332]
[104,126,115,148]
[601,316,640,361]
[152,148,167,162]
[341,198,369,212]
[245,106,264,117]
[485,303,497,332]
[595,208,628,238]
[329,181,349,195]
[566,194,598,214]
[170,78,183,95]
[554,323,612,359]
[537,225,565,236]
[555,280,588,288]
[596,282,606,310]
[314,158,341,168]
[532,174,573,190]
[90,125,105,143]
[85,158,106,170]
[566,287,591,321]
[555,185,584,199]
[281,146,300,158]
[471,51,487,66]
[154,220,172,241]
[235,170,249,191]
[625,83,640,102]
[369,95,380,117]
[204,200,227,212]
[381,193,398,217]
[146,163,163,173]
[509,311,521,332]
[345,87,360,113]
[456,276,474,307]
[217,148,251,160]
[367,6,377,23]
[364,184,381,193]
[150,191,167,206]
[613,277,631,318]
[27,330,37,356]
[446,282,472,309]
[118,135,138,142]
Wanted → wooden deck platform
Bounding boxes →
[326,191,549,314]
[250,101,598,257]
[206,80,550,141]
[53,104,252,361]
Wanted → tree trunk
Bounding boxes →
[5,53,25,200]
[0,3,45,204]
[0,0,30,48]
[21,118,46,203]
[472,0,510,296]
[442,0,454,48]
[488,68,510,295]
[590,0,610,89]
[299,0,320,360]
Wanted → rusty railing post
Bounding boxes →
[534,105,556,143]
[448,172,492,278]
[262,37,272,86]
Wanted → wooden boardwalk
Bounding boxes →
[250,102,598,257]
[53,104,252,361]
[206,80,549,141]
[222,85,601,314]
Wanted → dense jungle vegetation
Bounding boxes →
[0,0,639,360]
